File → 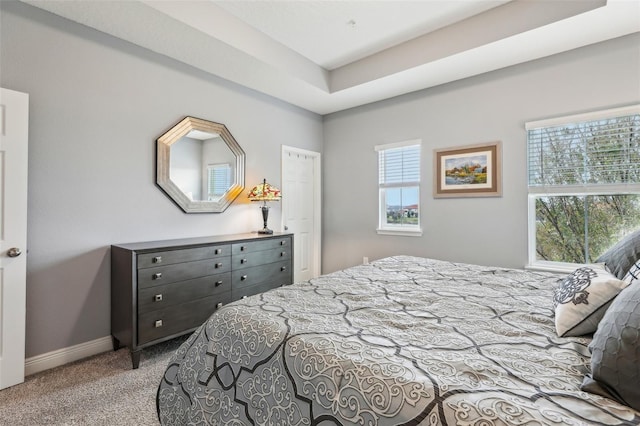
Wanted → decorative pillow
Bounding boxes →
[623,259,640,286]
[581,282,640,411]
[553,265,628,337]
[596,229,640,279]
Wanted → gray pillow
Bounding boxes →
[596,229,640,279]
[581,282,640,411]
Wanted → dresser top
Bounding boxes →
[112,232,293,252]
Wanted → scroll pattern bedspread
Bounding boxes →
[157,256,640,425]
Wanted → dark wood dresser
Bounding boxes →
[111,232,293,368]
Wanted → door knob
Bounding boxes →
[7,247,22,258]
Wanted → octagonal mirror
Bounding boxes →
[156,116,245,213]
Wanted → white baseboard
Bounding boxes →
[25,336,113,376]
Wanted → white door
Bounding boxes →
[281,146,321,283]
[0,88,29,389]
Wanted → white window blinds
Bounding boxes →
[527,107,640,188]
[377,144,420,187]
[208,164,231,197]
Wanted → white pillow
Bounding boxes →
[623,259,640,285]
[553,265,628,337]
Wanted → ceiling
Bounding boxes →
[213,0,512,70]
[23,0,640,115]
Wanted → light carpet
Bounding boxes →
[0,336,187,426]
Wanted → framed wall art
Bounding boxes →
[434,141,502,198]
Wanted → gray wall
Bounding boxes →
[0,2,323,358]
[322,33,640,273]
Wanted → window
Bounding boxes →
[526,105,640,269]
[375,140,421,236]
[207,163,231,200]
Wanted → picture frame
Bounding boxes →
[434,141,502,198]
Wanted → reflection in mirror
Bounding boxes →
[157,117,245,213]
[171,130,236,202]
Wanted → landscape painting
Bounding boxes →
[444,152,489,186]
[434,141,502,198]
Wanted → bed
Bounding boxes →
[156,255,640,425]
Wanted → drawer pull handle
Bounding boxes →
[241,258,247,264]
[280,240,287,245]
[152,256,162,264]
[216,302,223,308]
[154,294,163,302]
[215,263,223,268]
[215,248,222,255]
[242,295,248,299]
[241,275,247,281]
[154,320,163,328]
[281,266,286,271]
[153,273,162,280]
[240,246,246,251]
[280,251,286,257]
[215,280,223,287]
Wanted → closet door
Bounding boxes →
[281,146,321,282]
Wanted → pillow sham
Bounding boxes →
[623,259,640,286]
[581,282,640,411]
[596,229,640,279]
[553,265,628,337]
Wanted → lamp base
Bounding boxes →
[257,205,273,234]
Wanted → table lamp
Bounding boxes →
[248,178,281,234]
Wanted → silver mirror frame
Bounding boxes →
[157,116,245,213]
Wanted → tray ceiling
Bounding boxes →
[23,0,640,114]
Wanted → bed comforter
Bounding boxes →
[157,256,640,425]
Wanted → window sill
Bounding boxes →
[377,228,423,237]
[525,261,589,274]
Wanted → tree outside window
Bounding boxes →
[527,106,640,266]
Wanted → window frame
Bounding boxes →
[526,104,640,271]
[375,139,422,237]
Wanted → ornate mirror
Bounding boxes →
[156,117,245,213]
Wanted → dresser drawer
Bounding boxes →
[232,260,291,291]
[233,280,285,301]
[138,272,231,314]
[137,244,230,269]
[138,257,230,288]
[138,292,232,345]
[232,237,290,255]
[233,248,291,270]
